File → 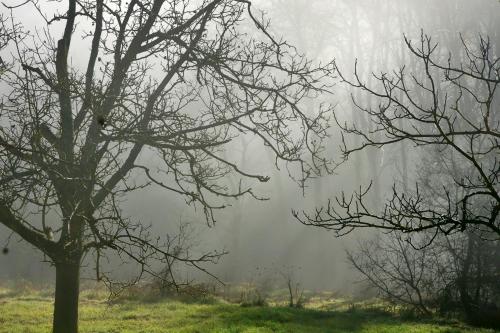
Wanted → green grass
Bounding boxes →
[0,288,496,333]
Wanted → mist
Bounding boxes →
[1,0,499,296]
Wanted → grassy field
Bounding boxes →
[0,286,497,333]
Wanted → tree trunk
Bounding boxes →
[53,261,80,333]
[458,233,474,321]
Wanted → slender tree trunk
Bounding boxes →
[458,233,474,321]
[53,260,81,333]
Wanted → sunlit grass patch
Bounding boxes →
[0,289,495,333]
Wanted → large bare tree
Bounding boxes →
[0,1,333,332]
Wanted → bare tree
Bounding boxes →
[279,265,305,308]
[153,222,200,297]
[348,230,500,325]
[442,232,500,326]
[348,115,500,324]
[0,1,333,332]
[295,33,499,238]
[347,234,437,315]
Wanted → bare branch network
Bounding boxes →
[0,0,334,305]
[294,33,499,238]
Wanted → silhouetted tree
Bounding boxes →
[347,89,500,325]
[348,230,500,326]
[347,233,436,315]
[295,33,499,239]
[0,1,333,332]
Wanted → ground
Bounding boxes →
[0,285,497,333]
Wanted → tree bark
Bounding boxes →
[53,260,80,333]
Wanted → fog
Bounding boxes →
[1,0,499,294]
